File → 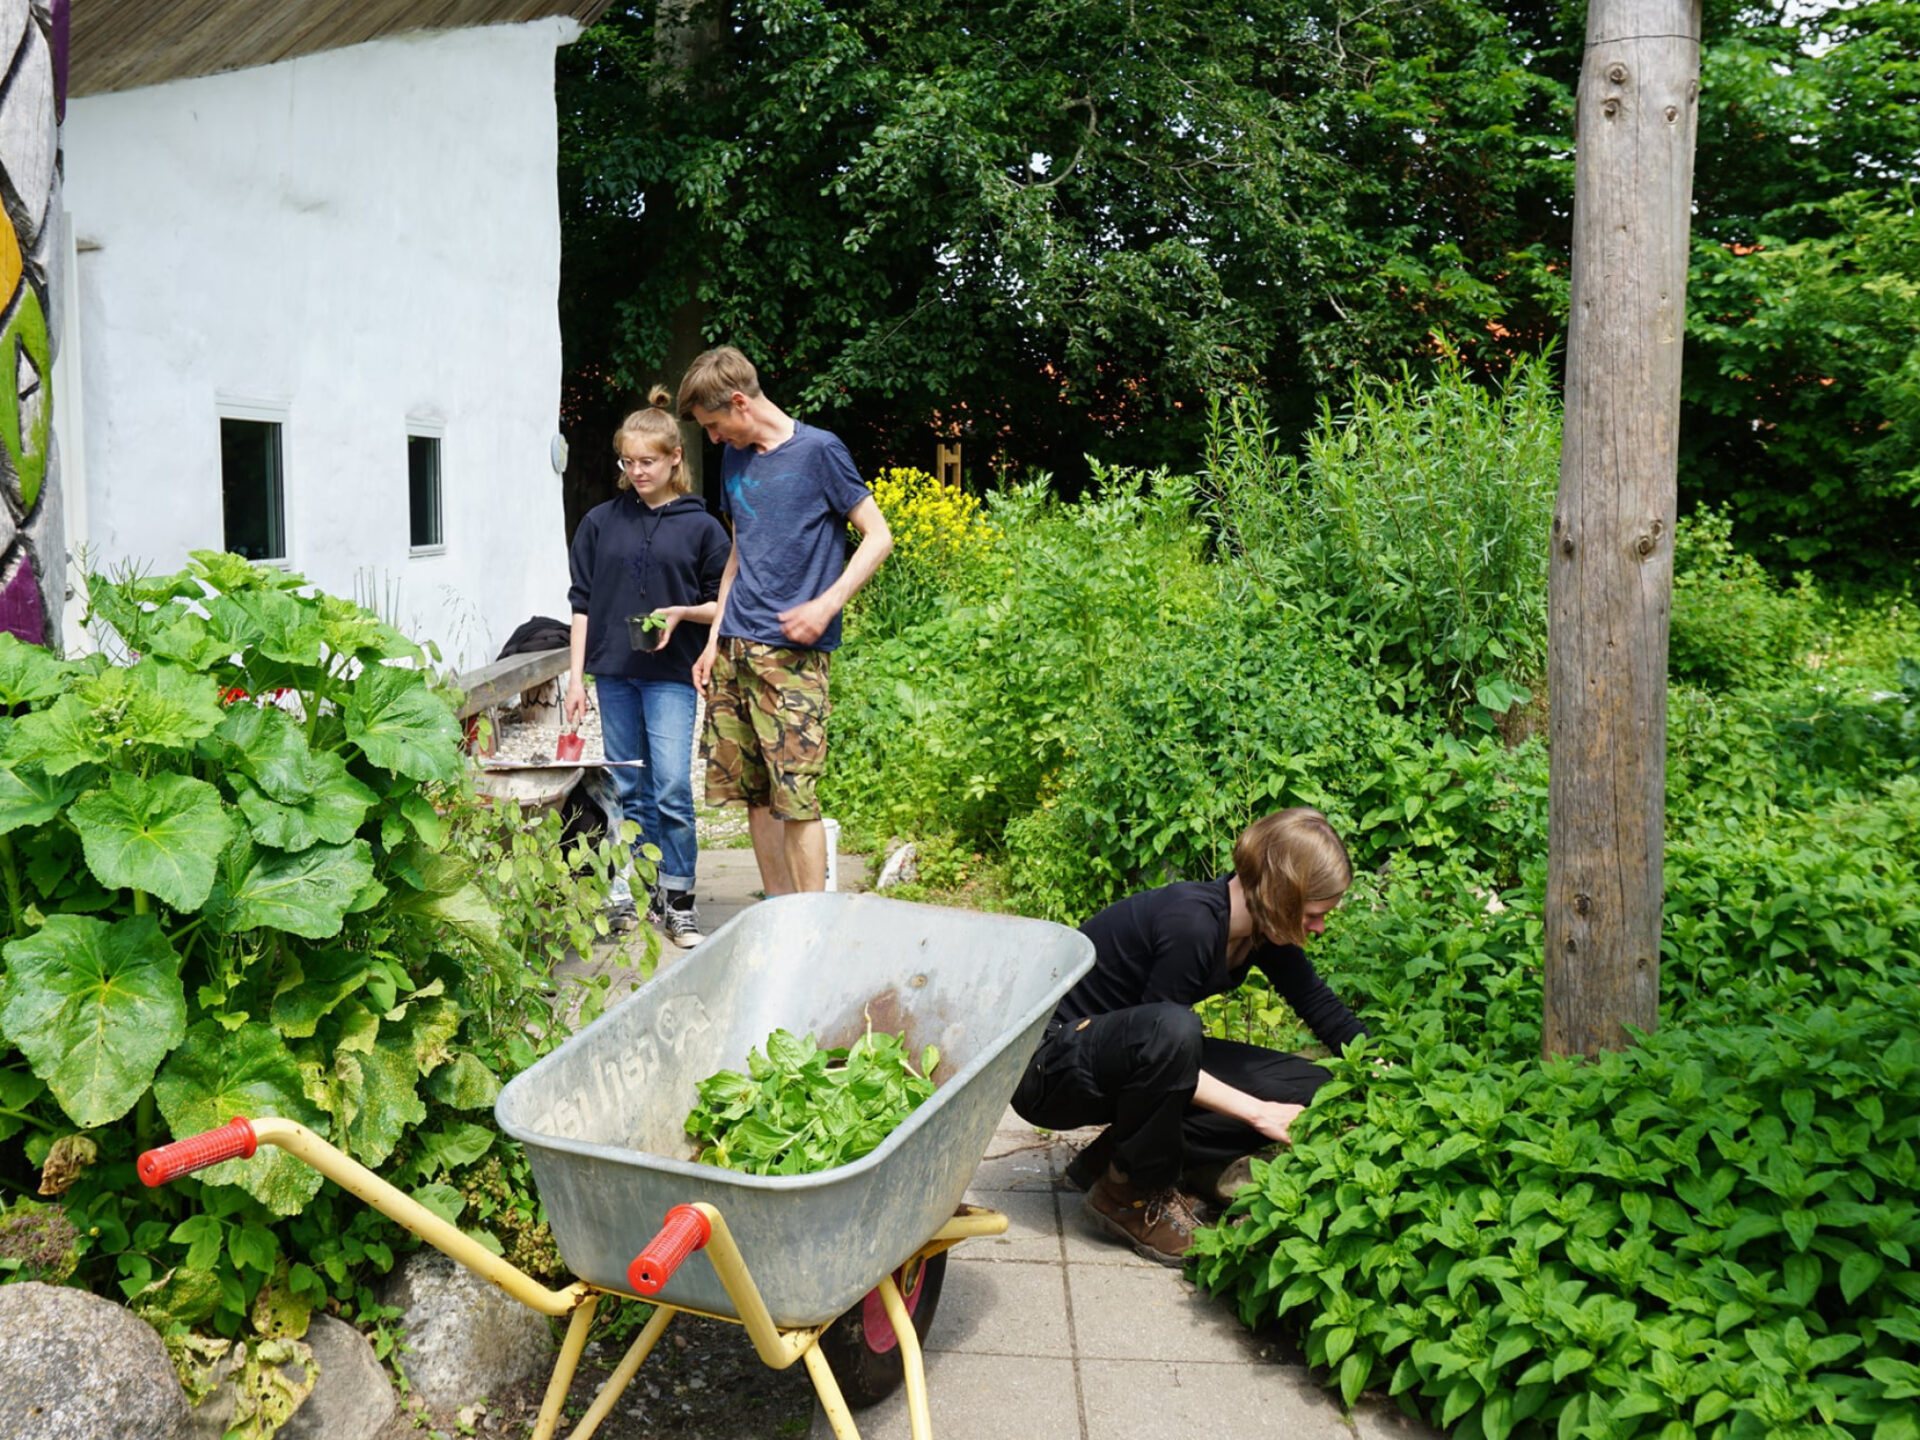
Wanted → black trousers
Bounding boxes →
[1009,1003,1334,1189]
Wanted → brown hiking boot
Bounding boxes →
[1084,1166,1202,1267]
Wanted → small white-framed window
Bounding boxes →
[407,419,444,555]
[218,399,289,563]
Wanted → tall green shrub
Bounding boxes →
[1205,355,1561,724]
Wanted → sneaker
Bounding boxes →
[1063,1128,1116,1192]
[1084,1166,1201,1267]
[660,889,705,949]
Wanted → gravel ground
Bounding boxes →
[382,1311,815,1440]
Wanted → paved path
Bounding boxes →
[568,832,1439,1440]
[814,1111,1436,1440]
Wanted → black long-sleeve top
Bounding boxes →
[567,492,729,683]
[1056,877,1367,1051]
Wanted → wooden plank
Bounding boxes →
[69,0,617,97]
[1543,0,1701,1057]
[451,646,570,718]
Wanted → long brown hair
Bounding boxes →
[1233,808,1352,946]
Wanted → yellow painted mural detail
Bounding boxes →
[0,208,20,313]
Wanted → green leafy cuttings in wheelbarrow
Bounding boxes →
[686,1027,940,1176]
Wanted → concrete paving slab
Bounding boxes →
[927,1258,1075,1358]
[1058,1188,1158,1266]
[955,1187,1062,1265]
[969,1142,1060,1193]
[1079,1356,1356,1440]
[809,1352,1083,1440]
[1066,1265,1268,1364]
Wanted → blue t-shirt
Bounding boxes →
[716,422,871,651]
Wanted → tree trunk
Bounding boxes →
[1543,0,1701,1058]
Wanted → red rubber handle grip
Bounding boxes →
[628,1205,711,1295]
[137,1117,258,1186]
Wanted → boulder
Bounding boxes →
[379,1251,551,1409]
[282,1315,397,1440]
[0,1281,189,1440]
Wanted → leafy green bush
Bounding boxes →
[1191,970,1920,1440]
[826,467,1211,849]
[1670,506,1825,690]
[0,554,629,1371]
[1204,354,1560,724]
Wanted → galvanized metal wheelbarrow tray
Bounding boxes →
[141,892,1094,1440]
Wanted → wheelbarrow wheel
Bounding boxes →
[816,1250,948,1408]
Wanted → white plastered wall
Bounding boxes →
[58,18,580,672]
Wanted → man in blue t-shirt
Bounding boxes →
[680,346,893,895]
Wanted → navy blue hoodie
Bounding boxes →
[567,492,730,684]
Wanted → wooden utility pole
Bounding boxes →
[1543,0,1702,1057]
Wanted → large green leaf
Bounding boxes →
[0,763,87,836]
[268,950,371,1039]
[4,662,225,773]
[152,1022,327,1215]
[318,593,421,665]
[234,763,376,852]
[395,883,508,962]
[0,1066,47,1143]
[188,549,309,595]
[334,1035,427,1168]
[0,631,82,705]
[422,1054,501,1110]
[342,666,462,784]
[71,772,234,912]
[200,702,314,803]
[0,914,186,1127]
[207,590,324,669]
[141,609,233,672]
[213,839,375,938]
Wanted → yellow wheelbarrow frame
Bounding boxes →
[140,1116,1005,1440]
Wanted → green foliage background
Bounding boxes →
[560,0,1917,577]
[825,363,1920,1439]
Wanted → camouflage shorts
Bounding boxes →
[702,639,832,820]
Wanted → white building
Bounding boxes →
[58,1,608,670]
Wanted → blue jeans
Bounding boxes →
[594,676,698,892]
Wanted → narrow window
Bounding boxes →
[220,418,285,561]
[409,434,443,551]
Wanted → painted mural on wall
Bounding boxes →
[0,0,62,650]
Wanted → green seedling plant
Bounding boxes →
[685,1027,938,1176]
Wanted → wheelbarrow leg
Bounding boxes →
[531,1297,599,1440]
[803,1341,863,1440]
[877,1272,934,1440]
[566,1303,676,1440]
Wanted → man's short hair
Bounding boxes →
[678,346,763,417]
[1233,808,1352,947]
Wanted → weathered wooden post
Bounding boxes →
[1544,0,1702,1057]
[0,0,64,649]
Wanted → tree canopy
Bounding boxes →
[557,0,1918,576]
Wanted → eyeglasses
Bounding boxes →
[616,456,659,472]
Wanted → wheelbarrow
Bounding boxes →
[140,893,1094,1440]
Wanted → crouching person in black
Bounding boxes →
[1011,807,1365,1266]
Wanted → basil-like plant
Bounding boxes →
[685,1027,938,1175]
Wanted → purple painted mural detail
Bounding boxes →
[0,552,46,645]
[49,0,66,122]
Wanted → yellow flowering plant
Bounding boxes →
[850,467,1001,638]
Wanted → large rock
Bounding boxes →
[380,1251,552,1409]
[0,1281,190,1440]
[282,1315,397,1440]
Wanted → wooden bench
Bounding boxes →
[451,646,571,720]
